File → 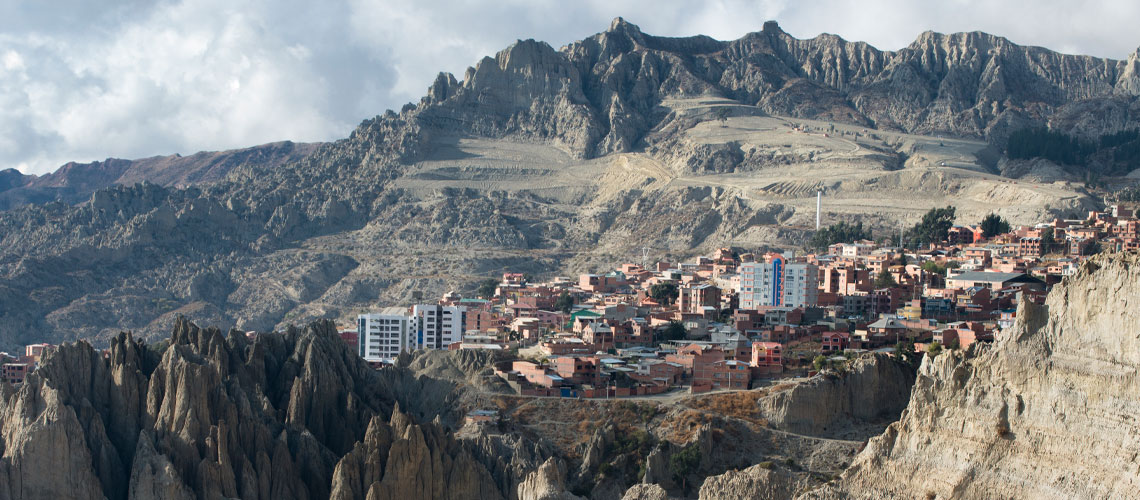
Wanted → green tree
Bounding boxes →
[670,445,702,492]
[649,283,679,305]
[713,106,731,126]
[554,291,574,313]
[661,320,688,341]
[1040,227,1057,254]
[1083,240,1103,256]
[980,213,1011,238]
[906,206,957,247]
[1006,127,1093,165]
[894,341,919,367]
[947,338,960,350]
[808,221,873,251]
[475,278,499,299]
[874,271,897,289]
[813,355,827,372]
[926,341,943,357]
[921,260,946,275]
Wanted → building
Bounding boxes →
[1,362,31,385]
[693,359,750,390]
[945,271,1045,292]
[357,307,415,363]
[750,342,783,375]
[413,304,468,351]
[680,283,721,314]
[821,264,870,295]
[829,243,875,258]
[512,361,564,388]
[24,343,54,362]
[1018,237,1043,257]
[552,356,603,385]
[821,331,851,352]
[738,257,818,309]
[356,304,468,363]
[338,329,359,352]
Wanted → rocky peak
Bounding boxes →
[0,317,553,500]
[0,168,33,192]
[607,17,643,39]
[1114,47,1140,95]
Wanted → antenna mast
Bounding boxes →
[816,191,822,230]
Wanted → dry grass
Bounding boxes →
[660,408,715,443]
[683,390,770,427]
[502,398,663,458]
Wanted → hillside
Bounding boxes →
[1,19,1137,349]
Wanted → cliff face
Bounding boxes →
[420,18,1140,158]
[758,354,916,438]
[0,318,546,500]
[800,253,1140,499]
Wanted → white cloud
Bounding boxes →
[1,0,1137,174]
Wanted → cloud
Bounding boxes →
[1,0,1137,174]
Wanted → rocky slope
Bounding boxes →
[0,141,317,211]
[697,463,806,500]
[0,317,551,500]
[0,314,921,500]
[758,354,916,439]
[799,252,1140,499]
[0,19,1134,350]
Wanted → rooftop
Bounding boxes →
[949,271,1033,282]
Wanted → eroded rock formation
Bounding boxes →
[0,317,545,500]
[758,353,916,438]
[801,253,1140,499]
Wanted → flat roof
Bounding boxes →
[950,271,1032,282]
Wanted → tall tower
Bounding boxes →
[816,191,822,230]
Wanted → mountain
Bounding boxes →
[0,19,1135,349]
[800,252,1140,499]
[0,141,318,211]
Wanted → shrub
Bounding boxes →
[926,341,943,357]
[670,445,702,490]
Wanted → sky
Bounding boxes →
[2,0,1138,175]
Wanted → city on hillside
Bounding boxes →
[331,204,1139,398]
[4,205,1136,395]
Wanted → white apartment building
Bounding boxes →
[738,261,778,309]
[738,258,818,309]
[412,304,467,351]
[780,263,818,307]
[358,307,415,363]
[358,304,469,363]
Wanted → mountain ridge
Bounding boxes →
[0,19,1132,350]
[0,141,318,211]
